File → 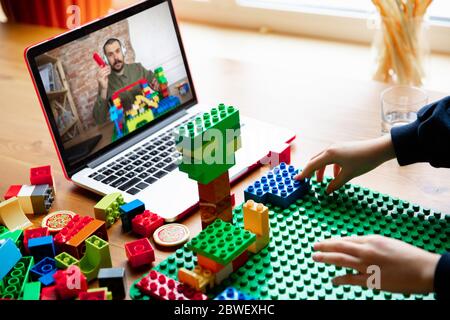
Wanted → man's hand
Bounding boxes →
[313,235,440,294]
[294,135,396,194]
[97,66,111,100]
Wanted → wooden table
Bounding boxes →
[1,23,449,299]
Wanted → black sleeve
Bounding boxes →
[434,252,450,300]
[390,96,450,168]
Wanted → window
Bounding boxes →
[174,0,450,53]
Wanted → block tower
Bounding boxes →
[175,104,242,228]
[154,67,169,99]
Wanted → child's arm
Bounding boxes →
[294,135,396,194]
[295,96,450,193]
[391,96,450,168]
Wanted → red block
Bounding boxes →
[4,185,22,200]
[78,291,107,300]
[54,214,94,249]
[54,266,88,300]
[232,251,248,271]
[40,286,58,300]
[30,165,53,186]
[24,227,50,254]
[132,210,164,238]
[125,238,155,268]
[136,270,208,300]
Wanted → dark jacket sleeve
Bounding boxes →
[434,253,450,300]
[391,96,450,168]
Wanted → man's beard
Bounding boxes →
[112,60,124,72]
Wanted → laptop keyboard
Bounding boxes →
[88,113,201,195]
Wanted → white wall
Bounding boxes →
[128,2,187,84]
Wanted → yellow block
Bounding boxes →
[243,200,269,237]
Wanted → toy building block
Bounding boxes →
[54,214,94,251]
[98,267,127,300]
[214,262,233,285]
[94,193,125,228]
[136,270,208,300]
[197,172,231,203]
[178,265,215,293]
[243,200,269,237]
[199,195,233,229]
[0,239,22,281]
[28,236,55,262]
[0,197,33,231]
[30,257,56,282]
[125,238,155,268]
[132,210,164,238]
[40,286,58,300]
[247,234,270,254]
[55,252,80,269]
[186,219,256,266]
[244,162,310,209]
[54,265,88,300]
[4,185,22,200]
[119,199,145,233]
[232,251,248,271]
[175,105,241,185]
[0,229,23,252]
[24,227,49,254]
[79,288,111,300]
[197,254,225,273]
[214,287,256,300]
[17,184,55,215]
[22,281,41,300]
[65,219,108,259]
[78,235,112,282]
[0,256,34,299]
[39,271,57,287]
[30,165,54,186]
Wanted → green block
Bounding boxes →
[0,229,23,251]
[187,219,256,265]
[22,281,41,300]
[0,256,34,300]
[175,105,240,145]
[130,176,448,300]
[94,193,125,228]
[79,235,112,282]
[55,252,80,269]
[0,226,8,236]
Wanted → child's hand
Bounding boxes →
[294,135,396,194]
[313,235,440,294]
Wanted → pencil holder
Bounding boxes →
[372,16,430,87]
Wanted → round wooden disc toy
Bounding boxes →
[153,223,190,247]
[42,211,76,233]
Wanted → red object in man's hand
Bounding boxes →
[93,52,106,68]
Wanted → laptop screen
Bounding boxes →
[32,1,194,172]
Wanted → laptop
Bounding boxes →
[24,0,296,222]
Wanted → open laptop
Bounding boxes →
[24,0,296,222]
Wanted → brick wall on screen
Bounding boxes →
[48,20,136,131]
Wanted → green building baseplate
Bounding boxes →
[130,176,450,300]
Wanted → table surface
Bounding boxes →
[0,23,449,299]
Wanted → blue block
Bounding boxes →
[39,270,56,287]
[244,162,310,209]
[28,236,55,261]
[0,239,22,280]
[31,257,56,280]
[119,199,145,233]
[214,287,256,300]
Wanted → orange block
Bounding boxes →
[65,219,108,259]
[197,254,225,273]
[243,200,269,237]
